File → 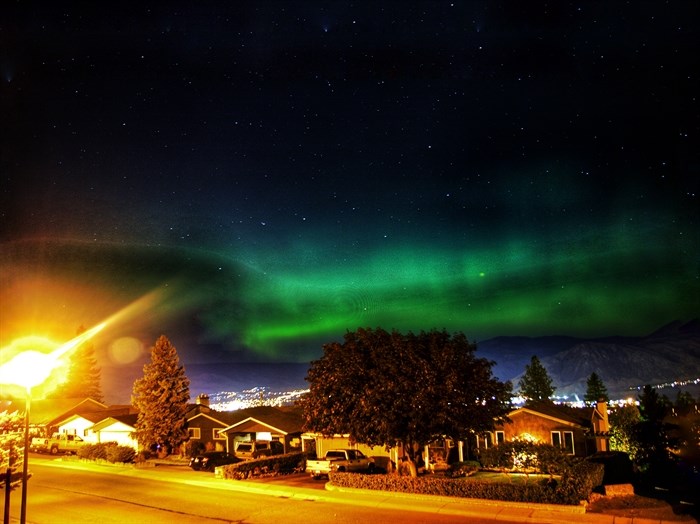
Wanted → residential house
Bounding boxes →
[54,405,135,441]
[185,395,232,452]
[305,400,611,470]
[90,414,139,450]
[217,405,304,456]
[484,400,610,458]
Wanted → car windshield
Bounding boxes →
[237,444,252,452]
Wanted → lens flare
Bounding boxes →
[0,288,166,397]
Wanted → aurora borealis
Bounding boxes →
[1,3,698,386]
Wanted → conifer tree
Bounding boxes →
[54,325,103,401]
[584,372,609,404]
[633,385,678,477]
[518,355,555,402]
[132,335,190,455]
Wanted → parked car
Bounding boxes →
[189,451,238,471]
[30,433,86,455]
[234,440,284,460]
[306,449,375,479]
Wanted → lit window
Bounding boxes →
[188,428,201,439]
[213,429,225,440]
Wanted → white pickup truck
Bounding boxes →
[30,433,86,455]
[306,449,375,479]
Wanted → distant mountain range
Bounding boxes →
[478,319,700,400]
[101,320,700,404]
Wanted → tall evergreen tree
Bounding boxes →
[584,372,609,404]
[674,390,695,417]
[132,335,190,455]
[518,355,555,402]
[54,325,103,401]
[633,385,678,477]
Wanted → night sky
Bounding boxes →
[1,2,698,372]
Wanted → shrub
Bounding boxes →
[556,461,605,504]
[329,472,564,503]
[585,451,633,485]
[106,445,137,464]
[76,442,135,463]
[77,443,112,460]
[327,456,605,506]
[478,442,575,478]
[185,440,206,458]
[446,461,480,478]
[220,452,307,480]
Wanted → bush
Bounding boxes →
[586,451,633,485]
[327,454,605,506]
[106,445,137,464]
[220,452,307,480]
[556,461,605,504]
[76,442,136,463]
[446,461,480,478]
[477,441,574,477]
[77,443,111,460]
[329,472,564,503]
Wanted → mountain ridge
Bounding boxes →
[478,319,700,399]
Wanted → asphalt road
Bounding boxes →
[4,456,525,524]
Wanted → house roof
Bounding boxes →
[509,401,592,429]
[54,405,136,426]
[219,406,303,435]
[0,398,110,425]
[91,413,138,432]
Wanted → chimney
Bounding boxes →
[196,394,210,407]
[594,399,610,452]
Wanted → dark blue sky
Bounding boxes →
[1,2,698,370]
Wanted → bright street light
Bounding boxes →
[0,322,106,524]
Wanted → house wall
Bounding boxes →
[95,422,138,450]
[499,411,588,457]
[57,418,99,443]
[188,418,227,452]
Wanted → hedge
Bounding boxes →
[76,442,136,463]
[329,460,604,505]
[220,452,307,480]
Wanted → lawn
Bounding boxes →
[464,471,555,485]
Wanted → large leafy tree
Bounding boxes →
[584,372,609,404]
[518,355,555,402]
[132,335,190,455]
[300,327,512,470]
[54,325,103,401]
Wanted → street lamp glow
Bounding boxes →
[0,322,106,391]
[0,321,106,524]
[0,350,62,390]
